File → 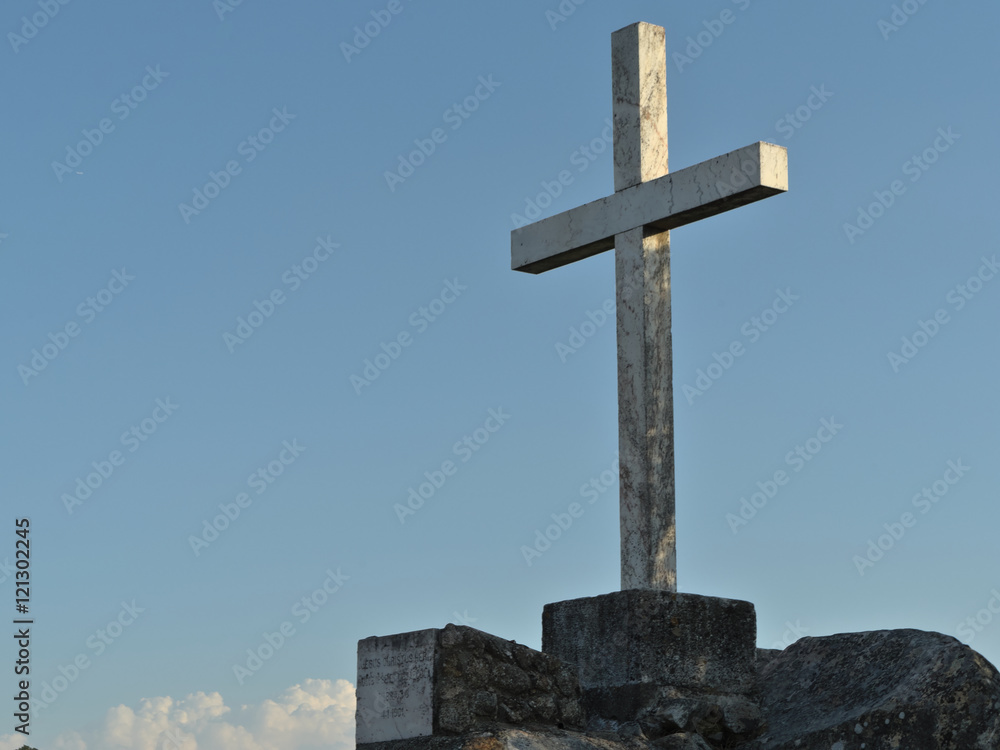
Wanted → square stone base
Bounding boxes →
[542,590,760,740]
[357,624,583,746]
[354,726,667,750]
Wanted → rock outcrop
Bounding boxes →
[744,629,1000,749]
[358,629,1000,750]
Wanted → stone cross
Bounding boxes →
[511,22,787,592]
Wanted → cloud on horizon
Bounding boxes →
[0,678,356,750]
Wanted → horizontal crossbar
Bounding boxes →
[511,141,788,274]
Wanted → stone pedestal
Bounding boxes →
[357,624,583,747]
[351,726,703,750]
[542,591,761,743]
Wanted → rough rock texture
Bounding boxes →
[543,591,761,747]
[742,629,1000,750]
[357,726,660,750]
[360,625,1000,750]
[543,591,756,695]
[436,626,584,734]
[652,734,713,750]
[754,650,780,674]
[357,625,583,745]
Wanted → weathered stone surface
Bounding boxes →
[543,591,761,747]
[510,141,787,275]
[611,23,675,594]
[544,591,756,696]
[652,733,713,750]
[358,726,664,750]
[754,649,780,674]
[358,629,436,742]
[511,21,788,595]
[743,629,1000,749]
[611,22,668,192]
[359,622,1000,749]
[357,625,583,745]
[357,725,729,750]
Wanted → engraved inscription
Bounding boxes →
[356,629,437,743]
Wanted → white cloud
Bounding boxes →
[53,732,88,750]
[0,733,34,750]
[50,678,356,750]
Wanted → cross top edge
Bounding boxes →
[611,22,668,191]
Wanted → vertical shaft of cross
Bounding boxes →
[612,23,676,592]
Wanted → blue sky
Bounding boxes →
[2,1,999,747]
